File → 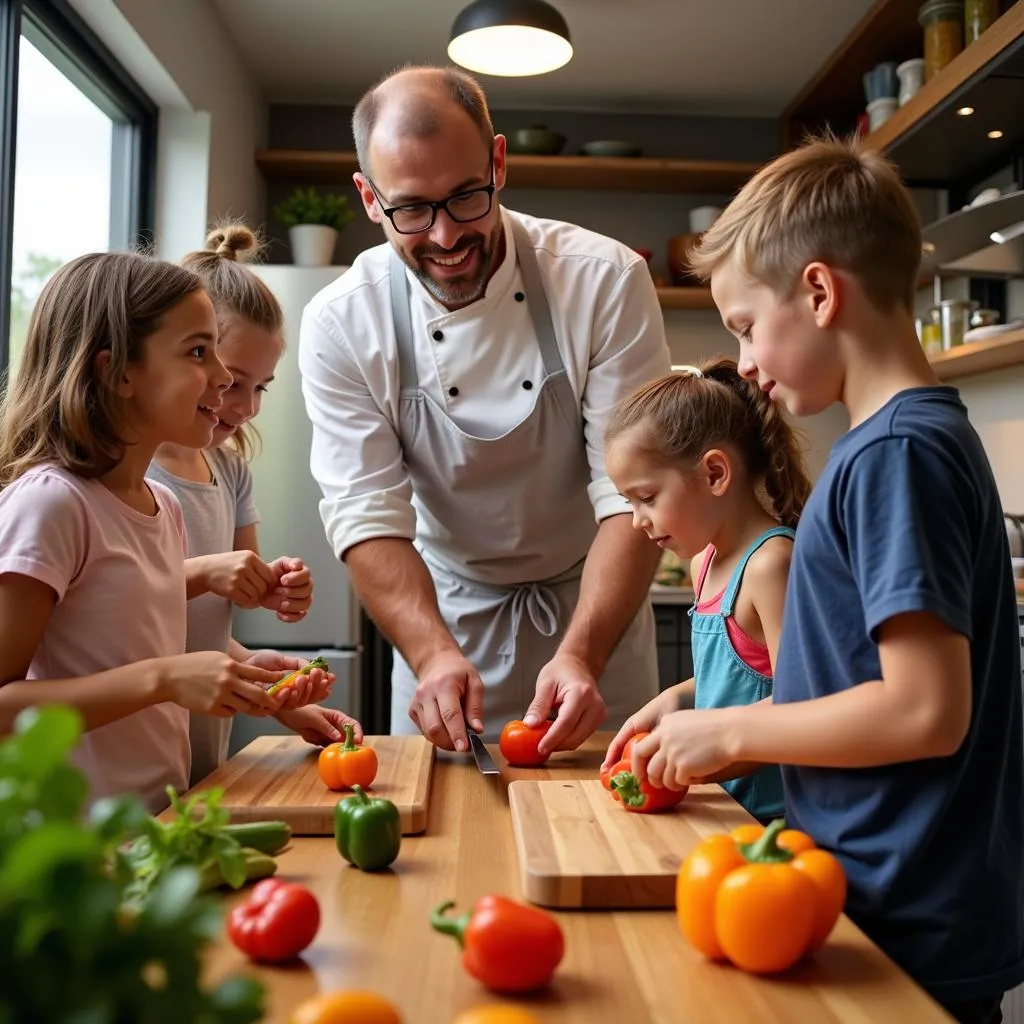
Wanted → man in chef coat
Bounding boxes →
[299,65,670,755]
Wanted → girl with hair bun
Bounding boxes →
[148,223,362,785]
[600,356,811,822]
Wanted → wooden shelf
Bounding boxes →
[656,286,715,310]
[781,0,923,148]
[256,149,760,195]
[782,1,1024,187]
[865,1,1024,183]
[929,328,1024,381]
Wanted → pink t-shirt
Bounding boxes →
[0,464,191,812]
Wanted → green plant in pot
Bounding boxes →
[274,186,355,267]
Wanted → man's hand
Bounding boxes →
[525,653,608,757]
[408,650,484,753]
[277,705,362,746]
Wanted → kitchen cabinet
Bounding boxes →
[653,599,694,690]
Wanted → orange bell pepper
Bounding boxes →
[317,724,378,790]
[288,989,401,1024]
[676,818,846,974]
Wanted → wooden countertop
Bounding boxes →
[203,735,952,1023]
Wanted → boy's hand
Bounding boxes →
[601,687,682,771]
[261,557,313,623]
[277,705,364,747]
[632,708,740,791]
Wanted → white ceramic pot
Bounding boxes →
[867,96,899,132]
[288,224,338,267]
[689,205,723,233]
[897,58,925,106]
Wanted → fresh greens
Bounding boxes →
[122,787,290,906]
[0,704,265,1023]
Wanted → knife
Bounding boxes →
[468,731,500,776]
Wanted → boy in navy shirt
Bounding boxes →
[631,137,1024,1024]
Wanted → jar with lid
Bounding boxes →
[920,305,943,357]
[965,0,999,44]
[940,298,979,350]
[919,0,964,81]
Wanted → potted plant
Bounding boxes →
[274,186,355,267]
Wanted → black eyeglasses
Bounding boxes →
[366,159,495,235]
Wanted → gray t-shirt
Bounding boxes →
[147,447,260,785]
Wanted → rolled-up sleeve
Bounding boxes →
[298,303,416,560]
[582,260,671,521]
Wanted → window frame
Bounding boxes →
[0,0,157,367]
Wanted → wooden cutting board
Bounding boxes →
[508,778,755,908]
[186,735,435,835]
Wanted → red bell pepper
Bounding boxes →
[227,877,320,963]
[609,766,687,813]
[430,895,564,993]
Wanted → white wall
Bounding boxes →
[70,0,267,253]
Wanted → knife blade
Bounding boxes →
[468,731,500,775]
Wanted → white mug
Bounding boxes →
[689,205,723,234]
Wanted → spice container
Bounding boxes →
[919,0,964,81]
[897,58,926,105]
[920,305,943,357]
[940,298,979,350]
[965,0,999,44]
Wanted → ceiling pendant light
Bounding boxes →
[448,0,573,77]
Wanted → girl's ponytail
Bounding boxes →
[606,356,811,529]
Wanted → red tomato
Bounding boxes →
[227,878,320,963]
[499,720,552,767]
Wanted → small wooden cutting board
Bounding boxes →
[508,777,755,908]
[185,735,435,835]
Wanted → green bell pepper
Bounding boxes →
[333,785,401,871]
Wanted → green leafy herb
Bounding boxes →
[0,705,266,1023]
[273,186,355,231]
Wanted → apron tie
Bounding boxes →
[498,582,560,659]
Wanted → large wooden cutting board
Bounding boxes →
[508,778,755,908]
[187,735,435,835]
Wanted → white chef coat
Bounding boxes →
[298,207,671,561]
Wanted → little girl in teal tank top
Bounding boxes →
[599,357,812,823]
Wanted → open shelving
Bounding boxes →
[255,149,760,195]
[928,328,1024,381]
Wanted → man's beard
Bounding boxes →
[401,221,501,308]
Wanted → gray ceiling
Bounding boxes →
[211,0,878,115]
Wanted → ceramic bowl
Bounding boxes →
[506,125,566,155]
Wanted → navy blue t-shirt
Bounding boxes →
[775,386,1024,1002]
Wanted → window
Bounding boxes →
[0,0,156,369]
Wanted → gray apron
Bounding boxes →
[388,219,657,739]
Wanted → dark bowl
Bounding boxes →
[507,125,566,156]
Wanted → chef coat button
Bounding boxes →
[448,386,459,397]
[432,329,444,341]
[522,380,533,390]
[514,291,525,302]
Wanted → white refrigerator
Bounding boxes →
[228,264,365,753]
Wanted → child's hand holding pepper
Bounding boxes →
[632,707,747,791]
[277,705,363,746]
[243,650,334,710]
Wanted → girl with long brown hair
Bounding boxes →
[0,251,303,811]
[600,356,811,822]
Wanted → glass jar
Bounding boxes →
[919,0,964,81]
[940,298,979,350]
[965,0,999,44]
[921,305,943,357]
